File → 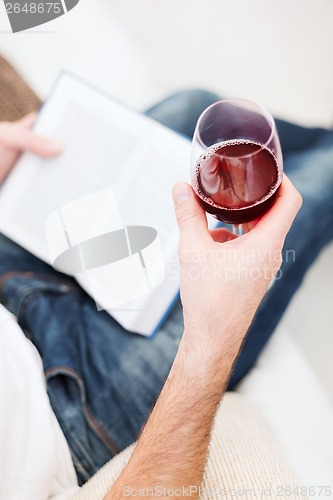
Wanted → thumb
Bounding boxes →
[172,183,211,247]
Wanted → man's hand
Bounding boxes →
[174,176,302,363]
[0,113,62,184]
[106,177,302,499]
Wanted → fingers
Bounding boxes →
[251,175,302,245]
[209,227,236,243]
[242,218,260,233]
[173,176,301,255]
[0,121,63,157]
[172,183,212,247]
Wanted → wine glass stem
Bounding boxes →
[232,224,243,237]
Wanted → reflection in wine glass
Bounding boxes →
[191,99,283,235]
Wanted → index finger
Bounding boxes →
[0,122,63,157]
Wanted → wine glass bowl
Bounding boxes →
[191,99,283,226]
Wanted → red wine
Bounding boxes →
[193,140,282,224]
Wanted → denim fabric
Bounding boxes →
[0,90,332,484]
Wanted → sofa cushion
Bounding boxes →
[238,325,333,488]
[0,56,41,121]
[70,392,302,500]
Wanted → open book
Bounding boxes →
[0,72,216,336]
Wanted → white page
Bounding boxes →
[0,72,210,335]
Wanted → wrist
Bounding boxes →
[183,319,244,360]
[178,330,236,379]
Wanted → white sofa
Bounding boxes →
[0,0,332,489]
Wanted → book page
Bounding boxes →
[118,140,190,251]
[0,72,197,335]
[11,103,140,255]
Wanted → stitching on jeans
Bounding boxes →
[1,273,121,457]
[46,365,120,456]
[0,271,79,288]
[0,271,34,302]
[0,271,82,318]
[83,403,120,456]
[0,271,34,289]
[47,385,95,482]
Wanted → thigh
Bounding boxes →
[146,89,331,154]
[145,89,221,138]
[0,233,53,275]
[0,237,183,484]
[275,118,329,155]
[12,279,183,484]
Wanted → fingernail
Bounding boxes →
[43,140,63,153]
[173,183,192,205]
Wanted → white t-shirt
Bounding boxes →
[0,304,79,500]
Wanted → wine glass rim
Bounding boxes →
[196,98,277,152]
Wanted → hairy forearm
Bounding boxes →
[104,177,301,499]
[106,331,238,499]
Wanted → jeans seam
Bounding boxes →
[0,271,33,304]
[0,271,79,292]
[47,385,96,483]
[45,365,120,456]
[0,271,81,319]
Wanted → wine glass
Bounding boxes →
[191,99,283,236]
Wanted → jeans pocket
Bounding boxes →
[46,365,119,485]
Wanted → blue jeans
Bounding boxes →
[0,90,332,484]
